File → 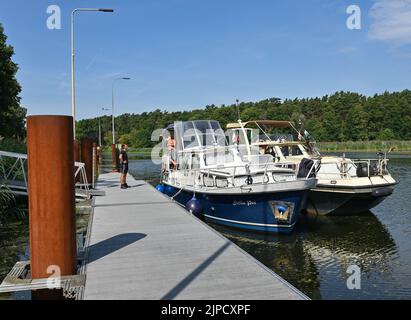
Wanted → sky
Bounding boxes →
[0,0,411,120]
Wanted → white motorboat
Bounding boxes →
[226,120,397,215]
[156,120,318,233]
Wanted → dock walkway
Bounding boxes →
[83,172,307,300]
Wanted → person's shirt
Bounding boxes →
[120,150,128,164]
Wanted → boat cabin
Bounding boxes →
[226,120,312,161]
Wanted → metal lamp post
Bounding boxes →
[71,8,114,139]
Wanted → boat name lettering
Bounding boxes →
[233,200,257,206]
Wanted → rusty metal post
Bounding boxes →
[111,144,118,172]
[74,139,80,162]
[27,115,77,281]
[81,138,93,185]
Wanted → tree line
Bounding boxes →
[76,90,411,148]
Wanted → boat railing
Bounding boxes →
[166,159,319,190]
[318,157,390,178]
[352,158,390,177]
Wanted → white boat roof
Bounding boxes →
[226,120,294,129]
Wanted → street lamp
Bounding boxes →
[71,8,114,139]
[111,77,131,145]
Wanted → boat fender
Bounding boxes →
[185,196,203,217]
[165,185,176,196]
[372,187,393,198]
[356,163,369,177]
[156,184,165,193]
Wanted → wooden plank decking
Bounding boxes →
[83,172,307,300]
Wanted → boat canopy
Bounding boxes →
[169,120,227,151]
[226,120,294,129]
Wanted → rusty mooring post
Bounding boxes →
[27,115,77,282]
[81,138,93,185]
[111,144,118,172]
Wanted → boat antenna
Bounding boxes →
[236,99,241,122]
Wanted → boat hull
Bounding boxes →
[165,186,309,234]
[306,184,395,216]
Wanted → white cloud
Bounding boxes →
[369,0,411,44]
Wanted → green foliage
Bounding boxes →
[0,137,26,153]
[317,140,411,152]
[76,90,411,148]
[0,185,26,222]
[119,133,132,146]
[377,128,396,141]
[0,23,26,139]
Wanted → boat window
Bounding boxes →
[281,146,290,157]
[192,154,200,170]
[183,134,199,149]
[182,121,199,149]
[209,121,221,131]
[193,120,226,148]
[291,145,303,156]
[177,120,227,150]
[193,121,212,147]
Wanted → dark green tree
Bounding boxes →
[0,23,26,139]
[76,90,411,147]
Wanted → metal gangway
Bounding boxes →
[0,150,91,201]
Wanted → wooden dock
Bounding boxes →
[83,172,308,300]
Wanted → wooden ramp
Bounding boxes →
[83,172,307,300]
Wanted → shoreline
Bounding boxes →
[100,142,411,156]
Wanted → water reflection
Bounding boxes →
[210,211,398,299]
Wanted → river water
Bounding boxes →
[1,152,410,299]
[128,153,411,300]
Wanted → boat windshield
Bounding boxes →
[175,120,227,150]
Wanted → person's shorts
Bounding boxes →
[121,163,128,175]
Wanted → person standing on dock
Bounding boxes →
[119,144,129,189]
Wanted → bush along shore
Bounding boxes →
[317,140,411,153]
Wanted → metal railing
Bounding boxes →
[0,151,28,195]
[0,150,90,199]
[165,158,319,190]
[318,157,390,179]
